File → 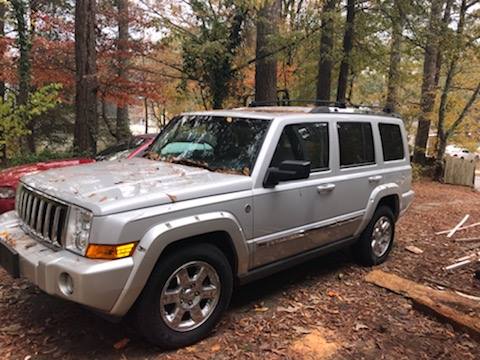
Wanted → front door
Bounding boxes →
[251,121,358,268]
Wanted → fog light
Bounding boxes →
[59,272,74,296]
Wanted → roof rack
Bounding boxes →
[249,99,347,108]
[247,99,400,118]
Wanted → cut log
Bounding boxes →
[365,270,480,340]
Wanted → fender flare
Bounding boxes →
[354,183,401,237]
[109,211,248,316]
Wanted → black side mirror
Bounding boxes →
[263,160,311,188]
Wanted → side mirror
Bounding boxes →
[263,160,311,188]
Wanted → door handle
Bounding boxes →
[368,175,383,183]
[317,183,336,193]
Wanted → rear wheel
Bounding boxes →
[134,243,233,349]
[353,206,395,266]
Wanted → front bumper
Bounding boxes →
[0,211,133,313]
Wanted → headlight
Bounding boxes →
[65,206,93,255]
[0,187,16,199]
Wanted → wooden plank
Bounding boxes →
[365,270,480,340]
[435,221,480,235]
[447,215,470,238]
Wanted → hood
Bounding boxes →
[21,158,251,215]
[0,158,94,188]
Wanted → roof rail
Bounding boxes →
[248,99,347,108]
[248,98,400,118]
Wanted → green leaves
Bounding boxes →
[175,0,247,108]
[0,84,61,155]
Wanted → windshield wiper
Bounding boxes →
[164,157,216,172]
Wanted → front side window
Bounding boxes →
[270,123,329,171]
[147,115,270,175]
[337,122,375,167]
[379,123,404,161]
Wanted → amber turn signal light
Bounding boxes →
[86,242,138,260]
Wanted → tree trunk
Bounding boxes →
[0,2,5,100]
[11,0,35,153]
[316,0,337,102]
[412,0,444,164]
[116,0,131,143]
[336,0,355,105]
[435,79,480,179]
[434,0,467,180]
[0,3,5,164]
[434,0,454,88]
[384,0,404,113]
[254,0,281,104]
[74,0,98,156]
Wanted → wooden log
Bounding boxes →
[365,270,480,340]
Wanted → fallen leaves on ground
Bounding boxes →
[1,180,480,359]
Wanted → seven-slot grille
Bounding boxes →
[16,185,69,247]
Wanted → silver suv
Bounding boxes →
[0,106,413,348]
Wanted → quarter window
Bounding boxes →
[270,123,329,171]
[337,122,375,167]
[379,123,404,161]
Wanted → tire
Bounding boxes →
[353,206,395,266]
[133,243,233,349]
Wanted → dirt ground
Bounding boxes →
[1,180,480,359]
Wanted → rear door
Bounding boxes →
[330,120,381,221]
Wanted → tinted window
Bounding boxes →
[270,123,329,171]
[379,123,404,161]
[337,122,375,167]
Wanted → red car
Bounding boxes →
[0,134,156,214]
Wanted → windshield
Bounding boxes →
[96,137,150,161]
[146,115,271,175]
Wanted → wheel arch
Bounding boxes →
[110,212,248,316]
[159,231,238,277]
[354,183,401,237]
[377,194,400,220]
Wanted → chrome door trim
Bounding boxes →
[248,211,364,268]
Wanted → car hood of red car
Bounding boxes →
[0,158,94,188]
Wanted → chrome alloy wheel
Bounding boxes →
[160,261,221,332]
[371,216,393,258]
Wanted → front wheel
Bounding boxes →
[134,243,233,349]
[353,206,395,266]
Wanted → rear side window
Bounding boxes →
[270,123,329,171]
[337,122,375,167]
[379,123,404,161]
